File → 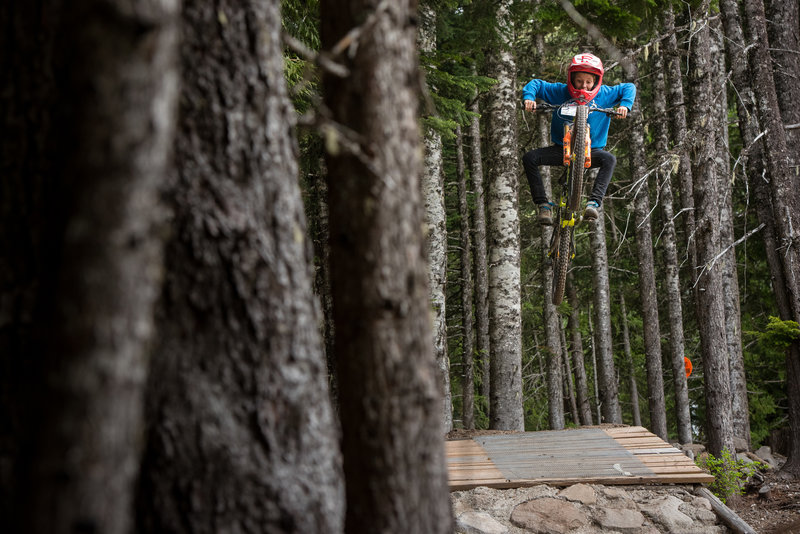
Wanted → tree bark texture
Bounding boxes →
[627,58,668,440]
[10,1,180,533]
[0,0,58,524]
[651,35,692,445]
[486,0,524,431]
[419,5,452,433]
[567,274,593,425]
[712,21,751,448]
[620,294,642,427]
[321,0,454,530]
[470,93,491,406]
[766,0,800,174]
[688,0,735,457]
[138,1,345,532]
[662,4,697,275]
[743,0,800,476]
[457,125,476,430]
[589,205,622,424]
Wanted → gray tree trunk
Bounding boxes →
[567,273,593,425]
[457,125,476,430]
[743,0,800,476]
[11,1,179,533]
[321,0,454,529]
[766,0,800,174]
[138,2,346,533]
[470,92,491,408]
[560,322,579,426]
[486,0,524,430]
[651,37,692,444]
[588,206,622,424]
[620,294,642,427]
[626,58,668,441]
[662,4,697,274]
[419,5,452,433]
[688,1,735,458]
[712,21,751,449]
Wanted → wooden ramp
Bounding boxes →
[447,426,714,491]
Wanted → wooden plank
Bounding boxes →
[445,427,715,490]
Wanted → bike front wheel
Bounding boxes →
[568,105,588,211]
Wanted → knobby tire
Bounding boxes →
[552,223,572,305]
[568,106,588,211]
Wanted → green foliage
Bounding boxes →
[748,316,800,350]
[696,449,766,503]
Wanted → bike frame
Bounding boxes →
[534,100,621,305]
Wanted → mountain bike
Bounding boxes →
[534,101,622,305]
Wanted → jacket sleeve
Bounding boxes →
[616,83,636,109]
[522,79,566,105]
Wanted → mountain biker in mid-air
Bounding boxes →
[521,53,636,225]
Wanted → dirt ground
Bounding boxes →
[732,470,800,533]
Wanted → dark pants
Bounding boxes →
[522,144,616,206]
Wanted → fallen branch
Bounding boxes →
[694,486,757,534]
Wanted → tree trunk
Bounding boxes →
[470,91,491,410]
[457,125,476,430]
[688,0,735,458]
[138,1,345,532]
[588,206,622,424]
[419,5,452,433]
[766,0,800,174]
[662,4,697,275]
[0,0,58,524]
[620,294,642,427]
[306,165,337,403]
[560,307,579,426]
[321,0,454,530]
[10,1,179,533]
[626,58,668,441]
[711,19,751,448]
[743,0,800,476]
[567,273,593,425]
[486,0,524,430]
[651,29,693,445]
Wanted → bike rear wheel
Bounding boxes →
[551,223,572,305]
[568,105,588,211]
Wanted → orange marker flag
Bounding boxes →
[684,357,693,378]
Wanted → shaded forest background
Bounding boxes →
[1,0,799,532]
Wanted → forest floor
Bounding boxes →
[731,470,800,533]
[446,428,800,533]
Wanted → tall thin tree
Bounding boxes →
[321,0,454,529]
[419,4,453,433]
[687,1,735,458]
[486,0,524,430]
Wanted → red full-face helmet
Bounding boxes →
[567,53,604,102]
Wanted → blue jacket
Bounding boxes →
[522,79,636,148]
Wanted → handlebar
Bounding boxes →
[529,101,624,117]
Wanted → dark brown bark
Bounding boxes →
[688,0,735,457]
[457,125,476,430]
[321,0,454,531]
[469,92,491,408]
[662,4,697,275]
[626,58,668,441]
[567,274,593,425]
[619,294,642,427]
[138,1,345,532]
[651,28,692,445]
[743,0,800,476]
[589,204,621,424]
[766,0,800,173]
[8,1,180,532]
